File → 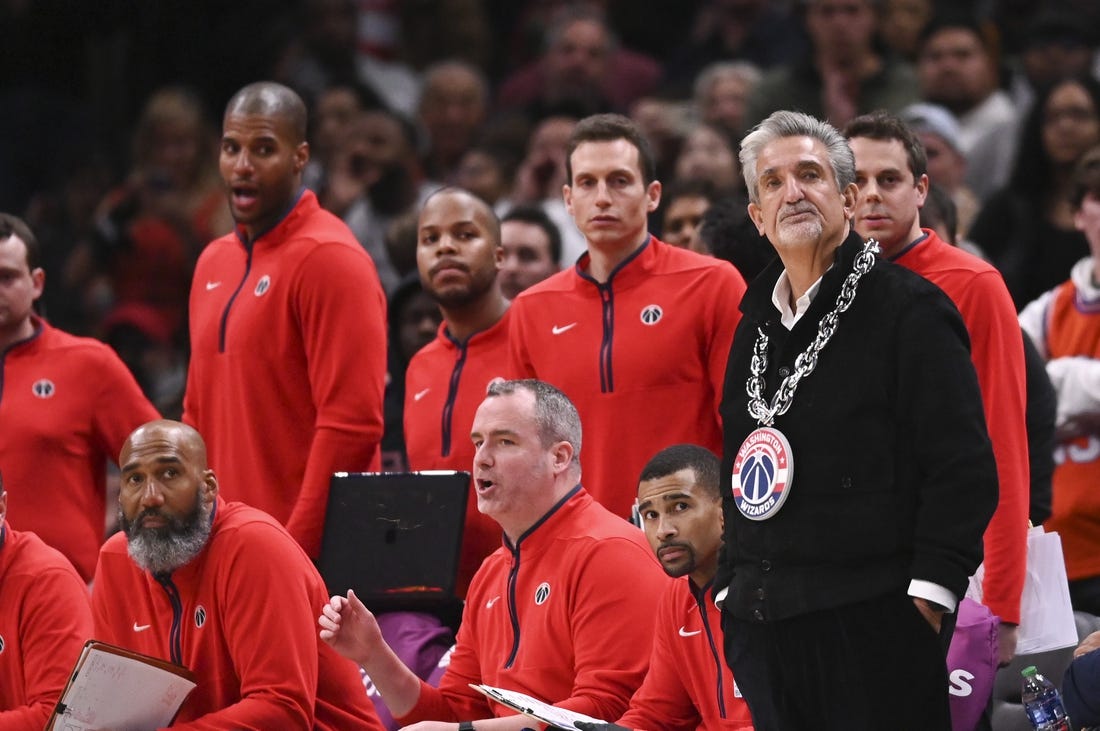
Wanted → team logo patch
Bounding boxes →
[254,275,271,296]
[731,427,793,520]
[31,379,55,399]
[640,304,663,325]
[534,582,551,605]
[194,605,207,628]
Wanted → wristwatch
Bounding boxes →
[458,722,476,731]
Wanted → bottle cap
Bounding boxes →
[1022,665,1038,677]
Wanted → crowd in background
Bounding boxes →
[3,0,1100,424]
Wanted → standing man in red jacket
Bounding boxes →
[507,114,747,520]
[845,112,1028,666]
[0,213,159,582]
[183,81,387,557]
[404,187,510,596]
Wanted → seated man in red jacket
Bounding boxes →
[320,379,668,730]
[0,472,93,728]
[90,420,384,730]
[579,444,753,731]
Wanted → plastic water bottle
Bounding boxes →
[1021,665,1071,730]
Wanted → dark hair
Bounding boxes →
[843,110,928,179]
[1071,145,1100,210]
[699,195,775,281]
[1008,75,1100,200]
[638,444,720,500]
[0,213,40,270]
[566,113,657,186]
[919,183,958,244]
[918,11,998,56]
[501,205,563,264]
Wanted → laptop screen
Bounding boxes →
[319,471,470,613]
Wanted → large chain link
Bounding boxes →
[746,238,880,426]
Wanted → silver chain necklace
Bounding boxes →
[746,238,880,426]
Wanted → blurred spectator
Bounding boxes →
[321,107,424,294]
[900,101,981,238]
[673,122,743,195]
[507,114,587,263]
[23,151,114,334]
[657,179,716,255]
[496,5,662,119]
[454,143,521,211]
[276,0,415,116]
[879,0,934,61]
[101,302,187,418]
[628,95,690,185]
[303,80,385,193]
[380,273,443,472]
[1018,146,1100,614]
[500,205,563,299]
[417,59,489,184]
[394,0,492,73]
[970,75,1100,308]
[68,87,231,346]
[744,0,919,130]
[662,0,805,94]
[697,194,775,282]
[919,181,985,260]
[384,209,421,281]
[1009,9,1099,115]
[916,13,1019,200]
[693,60,762,139]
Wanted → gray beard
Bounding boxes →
[121,499,212,575]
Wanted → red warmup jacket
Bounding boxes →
[618,577,753,731]
[404,314,511,596]
[91,498,384,731]
[508,238,746,518]
[397,487,669,725]
[892,230,1028,624]
[0,525,93,730]
[183,190,387,557]
[0,317,159,580]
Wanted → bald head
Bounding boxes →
[225,82,308,145]
[121,419,209,472]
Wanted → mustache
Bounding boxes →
[779,203,817,221]
[429,259,469,278]
[658,540,693,554]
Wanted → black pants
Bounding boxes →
[723,592,953,731]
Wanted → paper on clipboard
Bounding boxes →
[470,684,607,729]
[47,640,196,731]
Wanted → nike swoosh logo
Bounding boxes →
[133,622,152,632]
[551,323,577,335]
[413,388,431,402]
[486,596,500,608]
[206,281,222,291]
[678,627,702,637]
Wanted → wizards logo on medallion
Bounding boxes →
[731,426,794,521]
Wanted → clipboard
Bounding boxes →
[46,640,196,731]
[470,683,607,729]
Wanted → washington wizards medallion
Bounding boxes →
[731,427,793,521]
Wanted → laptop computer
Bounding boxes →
[319,471,470,615]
